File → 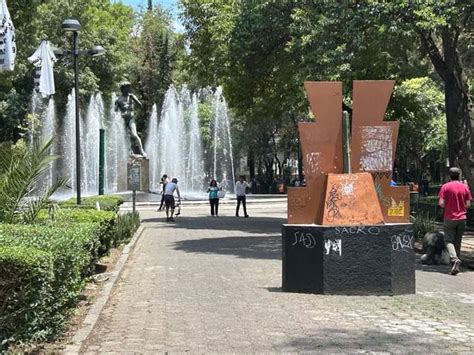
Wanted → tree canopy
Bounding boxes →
[180,0,472,185]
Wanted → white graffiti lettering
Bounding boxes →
[292,231,317,249]
[335,226,380,235]
[391,234,414,251]
[325,239,342,256]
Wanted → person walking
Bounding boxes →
[207,179,220,216]
[158,174,168,211]
[235,175,250,217]
[438,167,472,275]
[163,177,181,222]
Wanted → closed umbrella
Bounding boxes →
[0,0,16,72]
[28,40,57,96]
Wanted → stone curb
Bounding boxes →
[122,198,288,208]
[62,224,146,354]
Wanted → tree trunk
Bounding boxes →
[248,149,255,179]
[418,28,473,187]
[445,77,472,186]
[274,154,282,178]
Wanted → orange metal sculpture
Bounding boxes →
[287,80,410,225]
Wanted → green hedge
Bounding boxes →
[414,198,474,226]
[114,212,140,246]
[59,195,124,212]
[0,224,100,346]
[37,209,117,256]
[0,198,141,349]
[0,245,54,345]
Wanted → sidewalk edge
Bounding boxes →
[62,224,146,354]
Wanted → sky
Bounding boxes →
[117,0,183,32]
[117,0,178,11]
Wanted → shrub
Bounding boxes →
[0,246,54,348]
[416,196,474,226]
[37,208,117,256]
[0,224,100,346]
[410,212,437,242]
[114,212,140,246]
[59,195,124,212]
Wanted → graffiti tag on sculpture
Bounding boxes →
[360,126,393,172]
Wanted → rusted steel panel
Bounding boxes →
[322,173,384,226]
[350,80,409,223]
[372,173,411,223]
[351,80,397,173]
[287,82,343,224]
[351,80,395,127]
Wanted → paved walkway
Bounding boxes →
[82,201,474,353]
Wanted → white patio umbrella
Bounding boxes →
[0,0,16,72]
[28,40,57,96]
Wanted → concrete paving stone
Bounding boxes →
[80,201,474,353]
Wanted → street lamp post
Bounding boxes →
[61,19,105,205]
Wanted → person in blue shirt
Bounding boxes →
[207,179,220,216]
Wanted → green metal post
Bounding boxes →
[342,111,352,174]
[99,128,105,195]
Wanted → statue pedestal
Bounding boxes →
[282,223,415,295]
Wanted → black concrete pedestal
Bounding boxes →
[282,224,415,295]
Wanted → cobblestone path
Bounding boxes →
[82,201,474,353]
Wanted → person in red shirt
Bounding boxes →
[438,167,472,275]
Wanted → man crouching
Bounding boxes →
[420,231,450,265]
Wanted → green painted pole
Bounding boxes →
[342,111,352,174]
[99,128,105,195]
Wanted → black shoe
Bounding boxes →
[169,217,175,222]
[235,214,239,217]
[244,214,249,218]
[450,259,461,275]
[166,217,170,222]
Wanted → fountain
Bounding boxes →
[105,93,130,193]
[32,85,235,199]
[145,85,234,196]
[185,92,204,191]
[82,93,103,194]
[30,91,57,190]
[212,87,235,193]
[62,90,76,192]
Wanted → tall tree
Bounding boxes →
[0,0,135,141]
[130,6,177,125]
[383,1,473,184]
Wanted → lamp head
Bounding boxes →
[88,45,106,57]
[62,19,81,32]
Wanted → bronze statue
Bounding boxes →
[115,81,147,157]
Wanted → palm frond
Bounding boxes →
[21,177,69,224]
[0,137,64,224]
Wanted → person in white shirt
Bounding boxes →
[235,175,250,217]
[163,178,181,222]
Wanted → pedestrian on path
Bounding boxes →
[235,175,250,217]
[158,174,168,211]
[164,177,181,222]
[207,179,221,216]
[438,167,472,275]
